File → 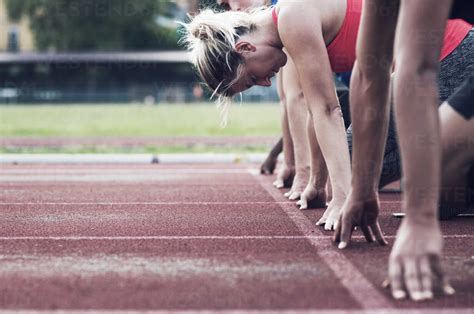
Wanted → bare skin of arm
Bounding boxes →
[335,0,455,301]
[273,71,296,188]
[216,0,288,178]
[279,4,351,230]
[334,0,396,247]
[281,56,311,200]
[297,114,329,210]
[260,137,282,175]
[385,0,455,301]
[223,1,310,199]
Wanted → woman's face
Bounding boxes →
[230,42,287,94]
[216,0,268,11]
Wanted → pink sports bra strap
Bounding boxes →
[272,6,278,27]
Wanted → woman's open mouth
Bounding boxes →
[265,71,277,85]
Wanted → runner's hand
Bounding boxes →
[317,197,345,231]
[297,183,327,210]
[284,167,310,200]
[260,156,278,175]
[386,220,454,301]
[334,194,387,248]
[273,163,295,189]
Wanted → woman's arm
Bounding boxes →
[281,55,312,200]
[273,72,296,188]
[334,0,398,248]
[260,137,282,175]
[387,0,454,301]
[297,114,329,210]
[278,6,351,229]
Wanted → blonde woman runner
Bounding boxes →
[181,0,472,246]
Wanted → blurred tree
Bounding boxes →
[4,0,180,51]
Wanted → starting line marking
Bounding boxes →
[250,171,394,310]
[0,201,297,206]
[0,201,401,206]
[1,309,473,314]
[0,235,320,241]
[0,235,472,241]
[0,169,259,175]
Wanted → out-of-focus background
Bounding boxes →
[0,0,281,155]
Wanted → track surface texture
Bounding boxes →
[0,163,473,313]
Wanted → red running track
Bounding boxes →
[0,164,473,313]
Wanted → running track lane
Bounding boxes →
[0,164,473,312]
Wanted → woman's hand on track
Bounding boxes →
[260,156,278,175]
[296,183,327,210]
[316,197,345,231]
[284,166,310,200]
[273,163,295,189]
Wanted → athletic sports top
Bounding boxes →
[272,0,472,73]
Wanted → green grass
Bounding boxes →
[0,103,281,153]
[0,103,281,137]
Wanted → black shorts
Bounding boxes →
[438,165,474,220]
[450,0,474,24]
[468,165,474,208]
[447,74,474,120]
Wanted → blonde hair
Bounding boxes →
[179,9,256,126]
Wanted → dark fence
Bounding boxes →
[0,52,348,104]
[0,52,204,104]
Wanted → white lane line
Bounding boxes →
[0,169,261,183]
[0,201,295,206]
[0,236,317,241]
[250,171,393,310]
[0,172,259,182]
[0,174,190,182]
[0,153,269,165]
[1,309,472,314]
[0,169,257,175]
[0,255,334,280]
[0,201,399,205]
[0,235,471,241]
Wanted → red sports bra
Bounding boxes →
[272,0,472,73]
